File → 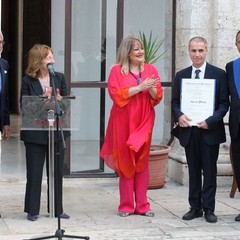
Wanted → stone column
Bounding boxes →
[168,0,240,185]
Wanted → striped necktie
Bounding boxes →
[195,69,201,79]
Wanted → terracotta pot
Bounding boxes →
[148,144,171,189]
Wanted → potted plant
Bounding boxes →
[138,31,166,64]
[138,31,170,189]
[148,144,171,189]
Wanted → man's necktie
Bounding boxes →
[195,69,201,79]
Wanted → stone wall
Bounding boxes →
[175,0,240,71]
[168,0,240,185]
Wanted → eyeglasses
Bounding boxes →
[0,41,5,46]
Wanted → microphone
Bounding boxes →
[47,63,56,77]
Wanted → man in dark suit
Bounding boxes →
[226,30,240,222]
[0,31,10,219]
[0,31,10,142]
[172,36,229,223]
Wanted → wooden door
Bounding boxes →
[23,0,51,73]
[1,0,51,113]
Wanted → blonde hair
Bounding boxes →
[116,35,144,75]
[25,44,53,78]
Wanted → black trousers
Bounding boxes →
[185,127,219,212]
[24,141,64,215]
[231,127,240,192]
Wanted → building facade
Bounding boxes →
[1,0,239,180]
[169,0,240,184]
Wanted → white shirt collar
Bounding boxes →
[192,62,206,79]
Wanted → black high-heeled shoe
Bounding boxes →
[27,213,38,221]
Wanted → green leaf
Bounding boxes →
[139,30,166,64]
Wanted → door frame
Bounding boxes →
[64,0,116,177]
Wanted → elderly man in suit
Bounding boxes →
[0,31,10,219]
[226,30,240,222]
[171,36,229,223]
[0,31,10,141]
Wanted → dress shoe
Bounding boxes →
[182,209,203,220]
[235,214,240,221]
[27,214,38,221]
[57,212,70,219]
[204,211,217,223]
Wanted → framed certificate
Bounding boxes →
[180,78,216,126]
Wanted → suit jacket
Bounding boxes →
[171,62,229,147]
[0,58,10,131]
[20,72,69,144]
[226,60,240,139]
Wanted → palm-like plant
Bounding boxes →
[139,31,166,64]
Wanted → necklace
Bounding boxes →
[130,70,142,84]
[39,76,50,92]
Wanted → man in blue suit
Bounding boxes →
[0,31,10,141]
[226,30,240,222]
[172,36,229,223]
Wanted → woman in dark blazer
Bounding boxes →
[20,44,69,221]
[226,30,240,222]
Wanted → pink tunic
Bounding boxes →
[100,63,163,178]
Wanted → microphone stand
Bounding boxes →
[24,73,89,240]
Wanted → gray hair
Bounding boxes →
[188,36,208,50]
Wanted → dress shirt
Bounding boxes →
[191,61,206,79]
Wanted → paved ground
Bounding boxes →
[1,115,240,239]
[1,176,240,240]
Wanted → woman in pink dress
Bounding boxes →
[100,35,163,217]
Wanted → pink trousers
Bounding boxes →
[118,168,151,214]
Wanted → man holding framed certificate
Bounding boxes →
[172,36,229,223]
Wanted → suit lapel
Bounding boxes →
[0,65,5,92]
[29,75,60,96]
[204,63,214,79]
[31,78,44,95]
[186,67,192,78]
[0,69,2,93]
